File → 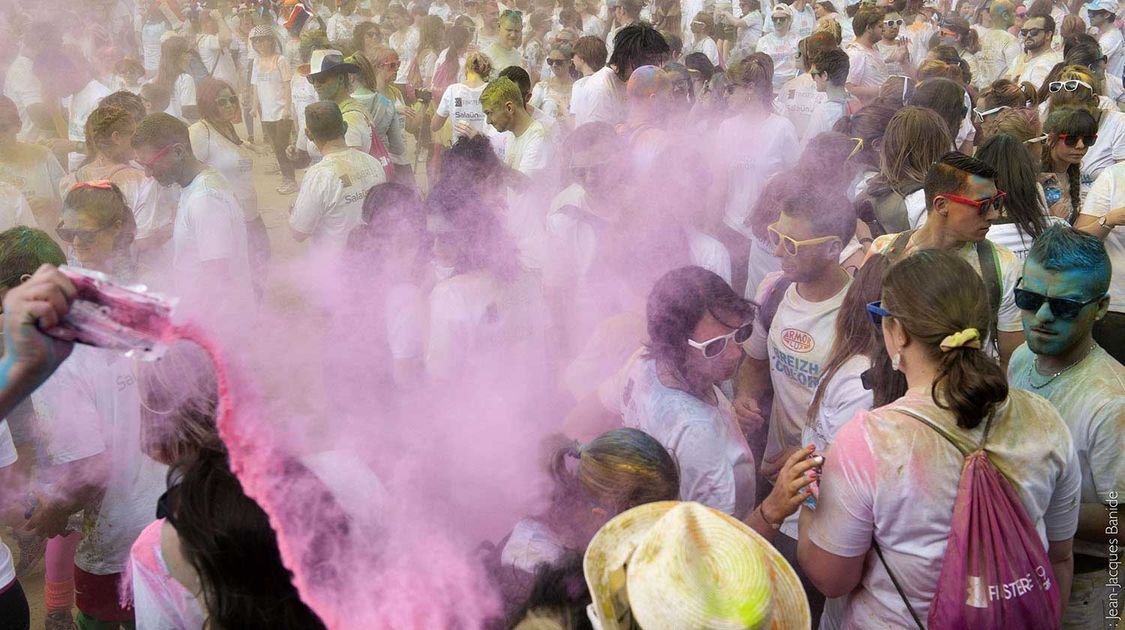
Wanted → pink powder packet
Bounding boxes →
[44,266,178,360]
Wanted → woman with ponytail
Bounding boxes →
[800,249,1081,627]
[66,104,170,257]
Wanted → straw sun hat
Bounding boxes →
[584,502,810,630]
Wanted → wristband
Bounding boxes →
[757,503,782,530]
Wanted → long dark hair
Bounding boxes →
[807,255,906,426]
[910,77,968,140]
[167,449,328,630]
[882,250,1008,429]
[975,133,1048,239]
[1042,107,1097,223]
[347,182,429,275]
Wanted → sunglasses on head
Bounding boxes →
[937,190,1006,214]
[883,18,904,25]
[866,301,892,328]
[1048,79,1094,93]
[1018,26,1044,37]
[1014,279,1105,319]
[767,222,842,256]
[1055,133,1097,147]
[687,321,755,358]
[973,104,1009,122]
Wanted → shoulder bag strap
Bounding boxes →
[887,229,916,263]
[872,540,927,630]
[890,406,969,456]
[975,239,1002,355]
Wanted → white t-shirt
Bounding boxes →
[426,271,548,380]
[802,354,873,454]
[1081,162,1125,311]
[735,11,765,55]
[0,419,17,588]
[195,33,239,89]
[504,119,551,176]
[32,346,168,574]
[985,214,1066,262]
[688,36,721,66]
[0,144,65,211]
[600,354,757,518]
[327,12,366,42]
[569,66,625,127]
[974,28,1021,89]
[290,148,386,251]
[716,113,800,237]
[386,282,426,360]
[292,75,319,153]
[1100,28,1125,82]
[1007,50,1063,88]
[165,73,197,120]
[803,98,847,144]
[1082,109,1125,195]
[485,43,525,73]
[0,182,38,231]
[870,232,1024,336]
[436,82,488,141]
[3,55,43,142]
[389,26,420,84]
[845,41,888,94]
[250,55,292,122]
[1008,345,1125,558]
[747,272,852,490]
[172,167,253,300]
[756,31,801,88]
[806,388,1081,629]
[141,21,170,74]
[189,121,259,219]
[874,39,909,77]
[776,73,828,139]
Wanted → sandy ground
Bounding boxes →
[2,121,327,629]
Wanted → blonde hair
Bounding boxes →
[814,16,842,44]
[1049,65,1101,113]
[83,105,134,164]
[465,50,493,79]
[550,428,679,515]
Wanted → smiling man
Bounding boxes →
[1007,224,1124,630]
[868,151,1024,367]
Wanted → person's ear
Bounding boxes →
[888,317,910,349]
[1095,294,1111,321]
[934,196,949,217]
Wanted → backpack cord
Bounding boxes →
[873,540,927,629]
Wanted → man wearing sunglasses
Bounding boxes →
[1005,14,1060,87]
[1007,225,1123,630]
[1088,0,1125,81]
[132,113,253,303]
[868,151,1025,366]
[737,189,855,602]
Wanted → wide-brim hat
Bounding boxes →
[584,502,810,630]
[299,49,359,78]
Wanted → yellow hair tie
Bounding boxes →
[940,328,982,352]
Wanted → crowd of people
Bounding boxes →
[0,0,1121,628]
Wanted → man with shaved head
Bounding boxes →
[289,101,386,252]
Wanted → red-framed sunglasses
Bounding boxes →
[136,142,179,170]
[937,191,1006,215]
[1055,133,1097,148]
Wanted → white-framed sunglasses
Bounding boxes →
[883,18,904,26]
[1049,79,1094,93]
[687,322,754,359]
[973,105,1010,122]
[888,74,912,104]
[1024,133,1049,144]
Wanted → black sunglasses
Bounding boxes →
[1014,280,1104,319]
[546,58,571,66]
[1018,27,1045,37]
[1056,133,1097,148]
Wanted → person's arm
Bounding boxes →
[0,265,77,418]
[24,454,109,538]
[211,9,233,48]
[746,446,819,540]
[1048,538,1074,618]
[1075,207,1125,239]
[798,510,869,596]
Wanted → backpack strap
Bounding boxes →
[756,276,793,333]
[975,239,1002,355]
[872,541,926,630]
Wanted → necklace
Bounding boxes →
[1027,343,1096,389]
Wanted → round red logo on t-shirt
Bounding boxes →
[781,328,815,353]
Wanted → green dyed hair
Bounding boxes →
[480,76,524,111]
[0,226,66,288]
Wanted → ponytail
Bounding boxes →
[1018,81,1040,108]
[933,346,1007,429]
[882,250,1009,430]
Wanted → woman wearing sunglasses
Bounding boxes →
[602,266,819,538]
[530,42,576,127]
[57,182,136,277]
[1040,107,1097,223]
[801,249,1080,629]
[1046,65,1125,194]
